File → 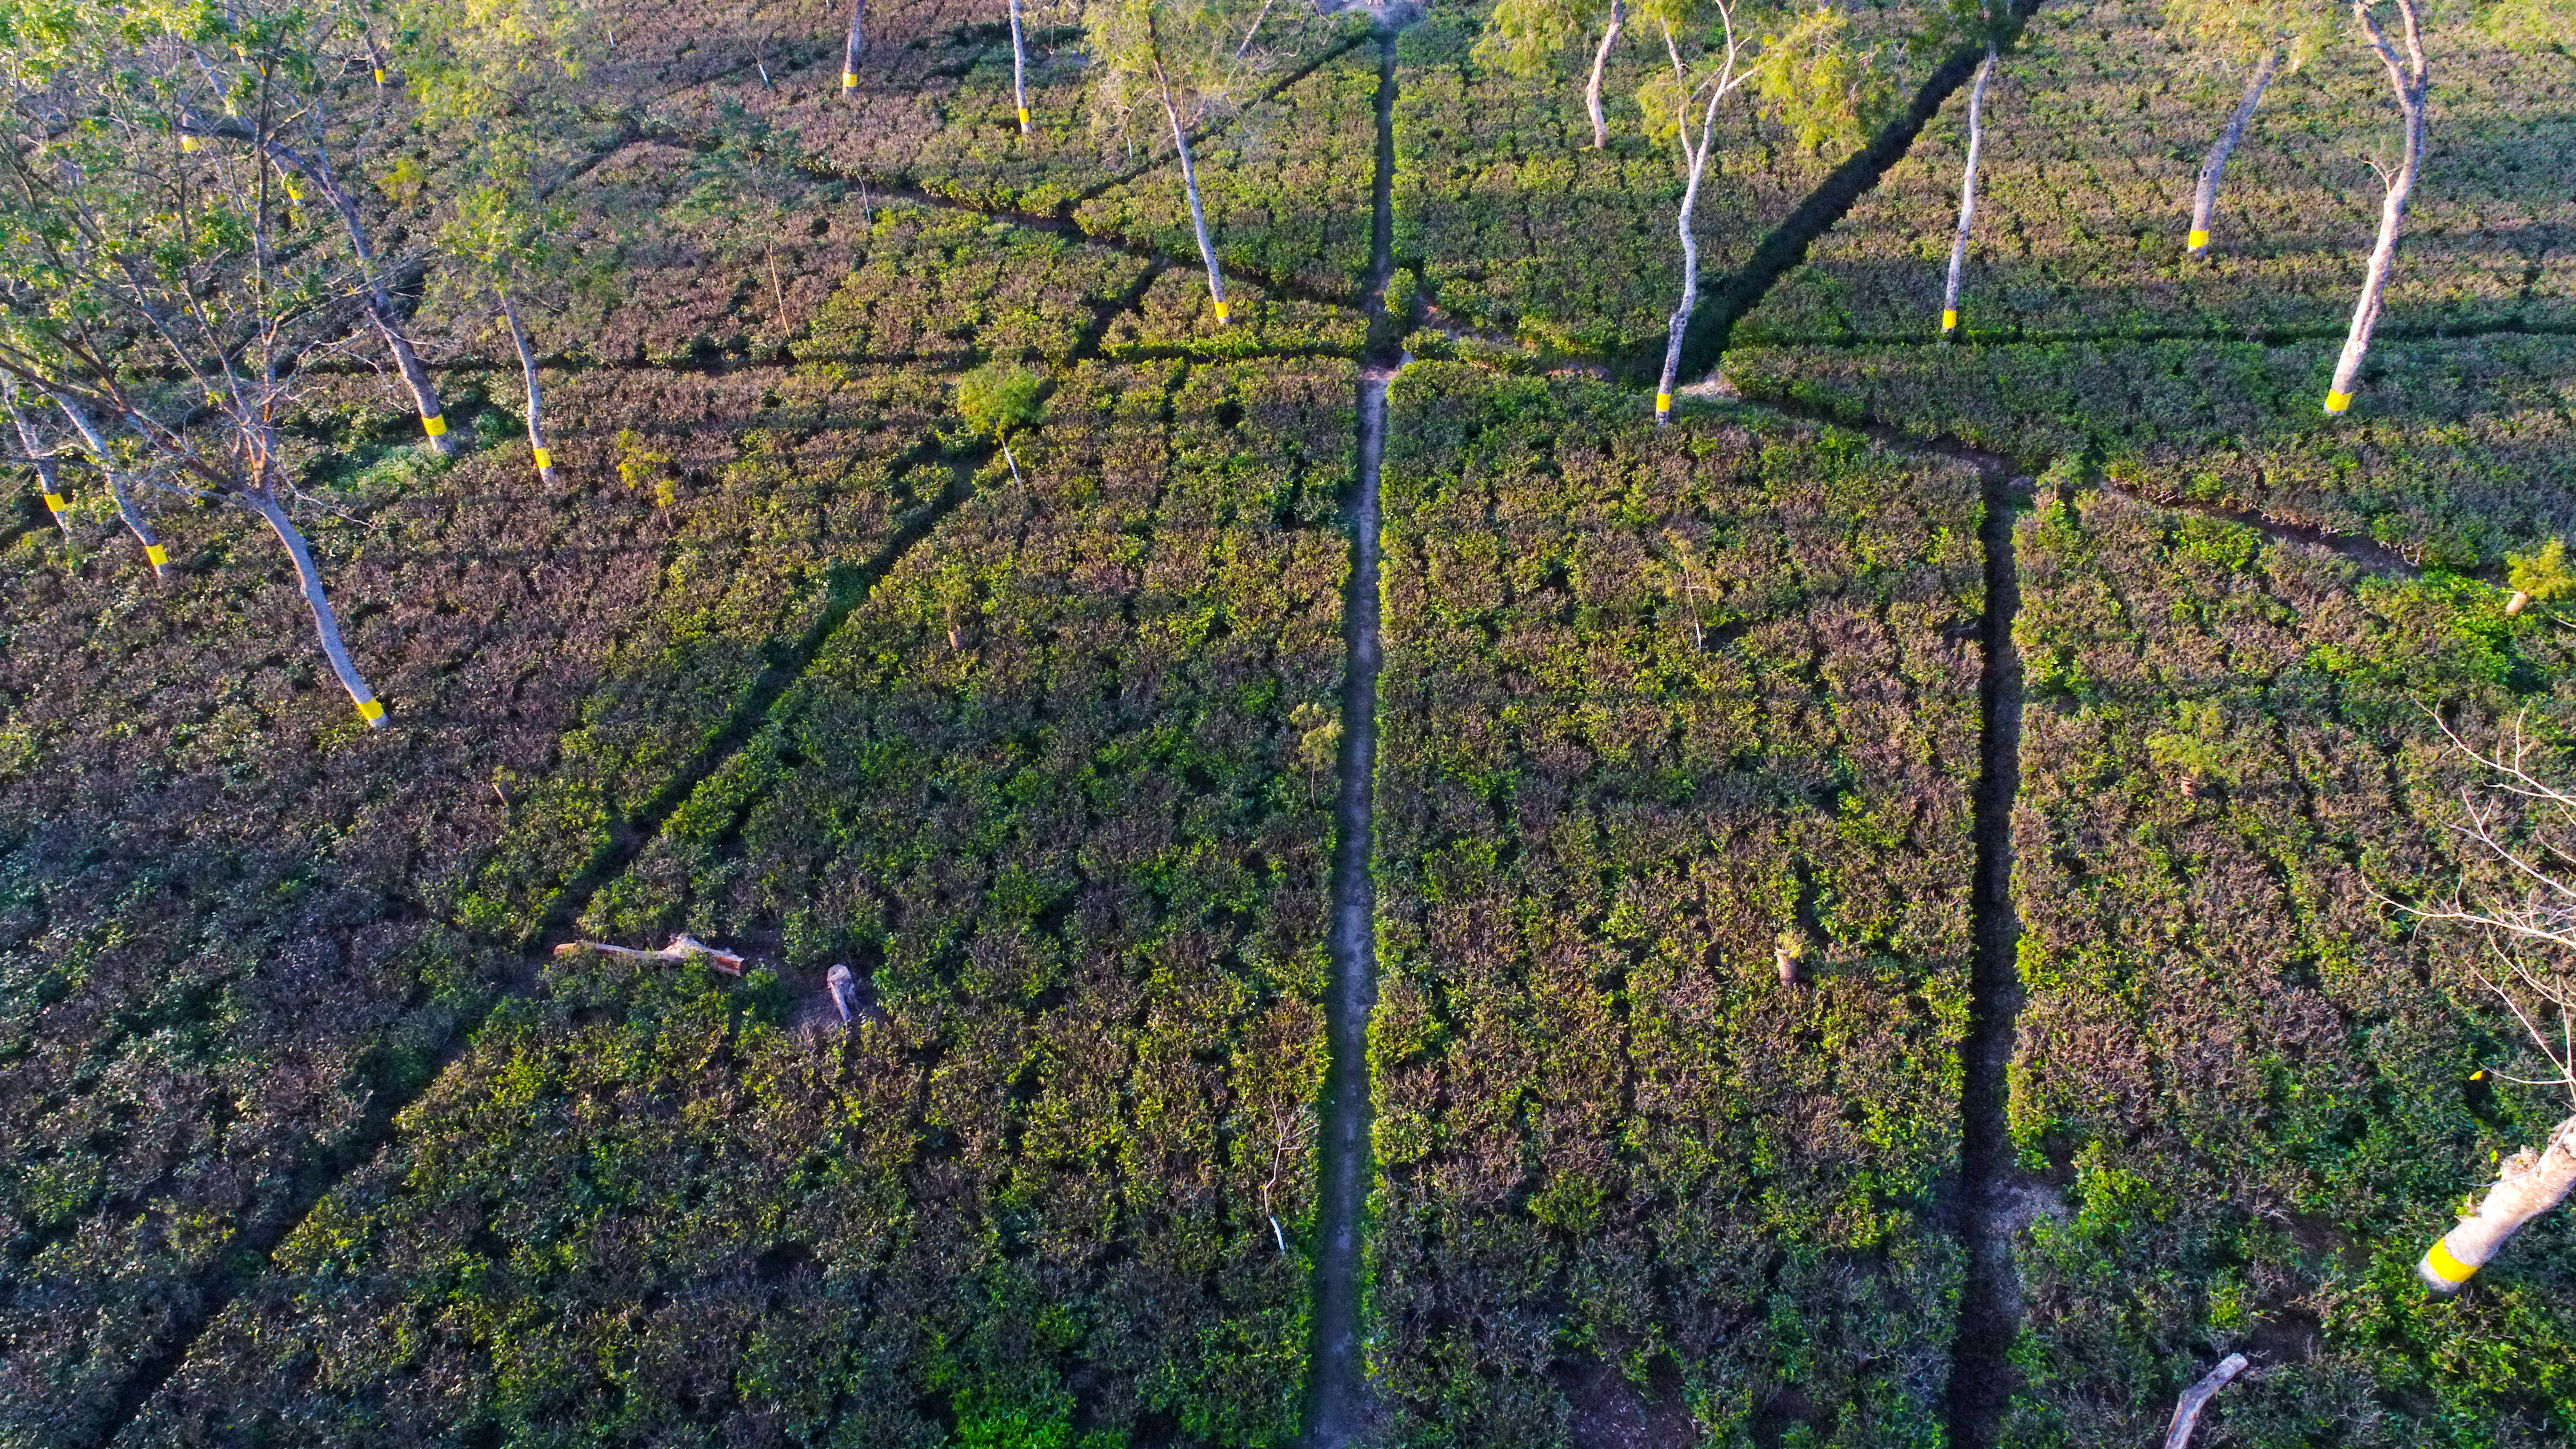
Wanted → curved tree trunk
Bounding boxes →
[844,0,864,94]
[1654,86,1726,425]
[2418,1117,2576,1294]
[254,136,456,453]
[1009,0,1029,131]
[5,380,71,537]
[1585,0,1626,152]
[1161,85,1230,324]
[2188,48,2279,258]
[1942,45,1997,339]
[2327,1,2429,415]
[53,393,169,576]
[498,290,556,482]
[242,458,385,727]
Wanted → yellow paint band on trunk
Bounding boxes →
[356,697,386,722]
[180,136,200,153]
[531,447,553,470]
[374,68,386,84]
[1941,310,1958,330]
[2325,390,2352,414]
[145,544,169,566]
[2424,1238,2478,1285]
[42,494,65,512]
[422,413,448,437]
[843,71,858,88]
[2186,230,2209,250]
[1213,299,1230,322]
[1655,393,1673,412]
[1018,107,1030,126]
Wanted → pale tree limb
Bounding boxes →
[2187,48,2280,258]
[1942,44,1997,338]
[2163,1353,2248,1449]
[554,934,747,975]
[1653,2,1758,425]
[52,391,170,576]
[2376,708,2576,1290]
[1585,0,1626,151]
[2325,0,2428,415]
[4,376,73,537]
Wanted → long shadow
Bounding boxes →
[64,252,1175,1449]
[1675,0,2049,384]
[1946,463,2027,1449]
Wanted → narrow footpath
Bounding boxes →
[1305,24,1402,1449]
[1947,467,2028,1449]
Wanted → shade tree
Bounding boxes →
[2325,0,2572,416]
[1638,0,1865,421]
[1086,0,1286,325]
[0,0,402,724]
[390,0,597,482]
[152,0,463,454]
[1476,0,1634,151]
[2161,0,2334,258]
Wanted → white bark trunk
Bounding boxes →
[1586,0,1626,152]
[1942,46,1997,338]
[1010,0,1029,132]
[242,467,384,726]
[2326,0,2428,415]
[2188,49,2279,258]
[53,393,168,575]
[254,134,455,453]
[6,381,71,537]
[1655,83,1725,425]
[2419,1116,2576,1293]
[498,290,555,482]
[1163,87,1230,324]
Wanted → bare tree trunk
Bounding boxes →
[1654,85,1725,425]
[241,460,384,727]
[1585,0,1626,152]
[1010,0,1030,131]
[498,290,555,483]
[1942,45,1997,339]
[53,393,169,575]
[1161,83,1230,324]
[844,0,864,94]
[2420,1117,2576,1293]
[251,135,456,453]
[2187,48,2279,258]
[5,380,71,537]
[2326,0,2429,415]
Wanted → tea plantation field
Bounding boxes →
[7,0,2576,1445]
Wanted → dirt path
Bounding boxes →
[1946,466,2029,1449]
[1305,28,1401,1449]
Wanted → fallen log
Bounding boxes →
[553,933,745,976]
[2163,1352,2247,1449]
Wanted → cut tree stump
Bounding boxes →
[828,964,856,1022]
[553,934,745,975]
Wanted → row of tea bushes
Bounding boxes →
[1721,332,2576,570]
[120,359,1361,1448]
[1367,364,1986,1445]
[1738,0,2576,346]
[2004,488,2576,1445]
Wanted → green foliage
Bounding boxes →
[954,362,1050,439]
[2508,537,2575,602]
